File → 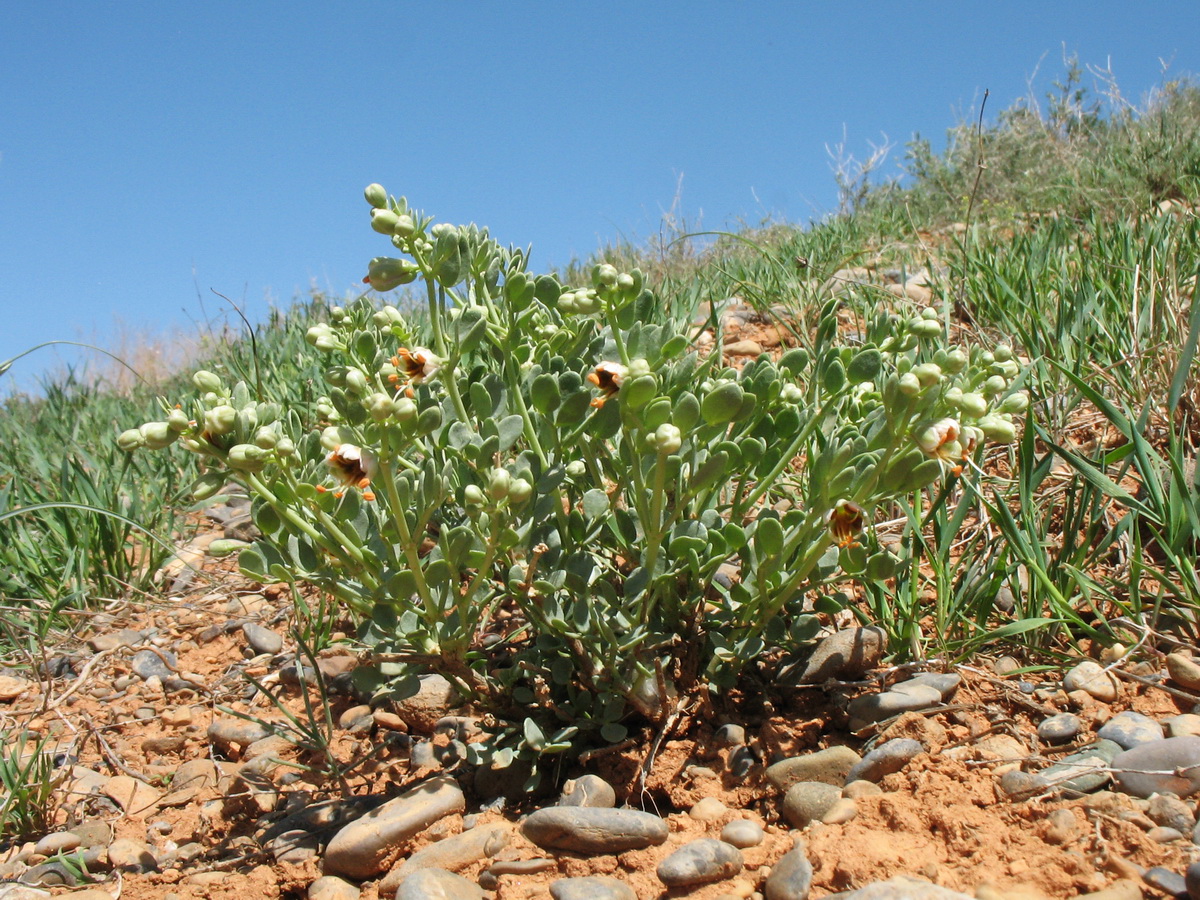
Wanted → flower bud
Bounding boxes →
[984,375,1008,395]
[208,539,250,558]
[275,437,296,457]
[364,257,419,292]
[392,397,418,423]
[653,423,682,454]
[508,478,533,504]
[253,426,279,449]
[367,392,397,421]
[921,306,940,321]
[566,460,587,478]
[190,472,226,501]
[942,348,968,374]
[364,183,388,208]
[192,370,225,394]
[999,391,1029,414]
[305,323,336,348]
[464,484,485,506]
[911,363,942,387]
[627,358,652,379]
[913,320,942,338]
[227,443,268,472]
[371,208,400,235]
[956,392,988,418]
[204,405,237,436]
[993,344,1014,362]
[344,368,369,395]
[617,273,635,290]
[321,426,351,451]
[488,468,512,501]
[595,264,619,287]
[117,428,145,452]
[978,414,1016,443]
[897,373,921,396]
[167,407,191,433]
[780,383,804,404]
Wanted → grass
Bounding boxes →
[1,56,1198,692]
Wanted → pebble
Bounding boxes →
[490,858,557,876]
[1037,713,1083,744]
[107,837,158,872]
[323,775,466,878]
[161,707,193,727]
[394,674,460,733]
[729,744,757,778]
[395,867,483,900]
[764,839,813,900]
[690,796,729,821]
[1097,711,1164,749]
[87,628,145,652]
[847,685,942,725]
[721,819,765,848]
[242,623,283,655]
[992,656,1021,676]
[33,832,80,856]
[1147,792,1195,832]
[1041,740,1122,793]
[1063,661,1118,702]
[766,746,861,791]
[379,824,511,895]
[1147,826,1184,842]
[103,775,162,814]
[550,875,637,900]
[1081,880,1144,900]
[1143,866,1188,898]
[843,780,883,799]
[373,710,408,732]
[796,627,887,683]
[713,724,746,747]
[207,718,271,754]
[339,705,372,730]
[309,875,361,900]
[837,880,976,899]
[821,797,858,824]
[725,339,764,357]
[845,739,923,783]
[895,673,960,699]
[998,770,1050,800]
[521,806,669,853]
[132,649,175,680]
[1185,861,1200,900]
[1042,808,1078,844]
[0,674,34,701]
[1112,737,1200,798]
[783,781,841,827]
[559,774,617,808]
[657,838,743,887]
[1165,714,1200,738]
[1167,653,1200,692]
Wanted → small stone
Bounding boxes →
[845,739,923,784]
[725,339,764,357]
[1043,808,1078,844]
[380,825,511,895]
[1038,713,1083,744]
[821,797,858,824]
[1147,792,1195,832]
[1167,653,1200,692]
[161,707,193,728]
[847,685,942,725]
[1164,714,1200,738]
[1098,711,1165,749]
[324,775,466,879]
[998,770,1050,800]
[894,673,960,699]
[394,674,460,733]
[657,838,743,887]
[992,656,1021,676]
[33,832,81,856]
[107,838,158,872]
[689,797,729,822]
[782,781,841,828]
[490,859,557,876]
[242,623,283,655]
[309,875,361,900]
[1064,661,1118,702]
[796,627,886,683]
[142,734,187,754]
[764,841,813,900]
[550,876,637,900]
[521,806,668,853]
[396,868,483,900]
[713,724,746,747]
[1079,879,1144,900]
[766,746,861,791]
[87,628,145,652]
[373,710,408,732]
[720,819,764,848]
[0,674,34,701]
[103,775,162,814]
[132,649,175,681]
[207,718,271,754]
[1112,737,1200,798]
[1042,740,1122,793]
[842,780,883,799]
[1147,826,1184,842]
[1144,866,1188,898]
[339,705,372,730]
[1185,861,1200,900]
[558,774,616,809]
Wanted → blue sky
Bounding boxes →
[2,2,1198,384]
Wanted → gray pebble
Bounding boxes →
[396,867,483,900]
[1098,711,1165,749]
[33,832,81,856]
[1148,826,1185,842]
[845,739,923,784]
[1112,737,1200,798]
[521,806,668,853]
[107,838,158,872]
[847,685,941,725]
[550,876,637,900]
[1064,660,1118,702]
[713,724,746,747]
[1038,713,1083,744]
[720,819,765,848]
[783,781,841,827]
[766,746,861,791]
[1041,740,1123,794]
[308,875,361,900]
[796,627,886,683]
[729,745,757,778]
[490,858,557,876]
[132,649,175,680]
[409,741,440,769]
[243,623,283,655]
[207,718,271,753]
[764,840,813,900]
[87,629,145,652]
[997,770,1050,800]
[324,776,466,878]
[835,880,976,899]
[1144,866,1188,898]
[380,825,511,895]
[558,774,616,808]
[895,673,960,699]
[1167,653,1200,692]
[657,838,743,887]
[1043,808,1078,844]
[393,674,460,733]
[1185,860,1200,900]
[1147,792,1195,832]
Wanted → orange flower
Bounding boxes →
[388,347,442,396]
[828,500,865,549]
[321,444,377,500]
[587,362,627,408]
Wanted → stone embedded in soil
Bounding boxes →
[1042,808,1079,844]
[845,739,923,784]
[764,840,813,900]
[998,770,1050,800]
[1097,710,1164,749]
[558,774,617,808]
[713,724,746,747]
[0,674,34,701]
[1185,860,1200,900]
[132,648,175,680]
[207,717,272,754]
[1164,714,1200,738]
[521,806,669,854]
[766,746,861,791]
[1081,879,1143,900]
[1147,825,1184,842]
[103,775,162,814]
[394,674,460,733]
[725,339,764,356]
[1144,866,1188,898]
[323,775,466,879]
[1148,792,1195,832]
[837,879,976,900]
[87,628,146,652]
[720,819,764,848]
[379,824,512,896]
[847,685,942,725]
[657,838,744,887]
[395,867,484,900]
[1112,737,1200,798]
[550,875,638,900]
[689,796,729,821]
[107,837,158,872]
[242,622,283,655]
[33,832,81,856]
[1041,740,1122,794]
[1037,713,1082,744]
[796,626,886,683]
[821,797,858,824]
[782,781,841,827]
[1063,660,1118,702]
[309,875,361,900]
[893,673,960,699]
[1167,653,1200,692]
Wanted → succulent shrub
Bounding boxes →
[123,185,1024,773]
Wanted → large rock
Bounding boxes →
[324,776,466,878]
[521,806,668,854]
[1112,737,1200,798]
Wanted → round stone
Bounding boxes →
[242,623,283,655]
[720,819,765,849]
[1168,653,1200,692]
[521,806,668,854]
[766,746,861,791]
[764,841,813,900]
[845,739,923,783]
[689,797,729,822]
[558,774,617,809]
[1112,737,1200,798]
[1037,713,1082,744]
[782,781,841,827]
[1063,660,1118,702]
[550,875,637,900]
[308,875,361,900]
[657,838,743,888]
[1097,711,1164,749]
